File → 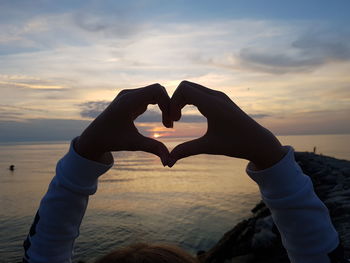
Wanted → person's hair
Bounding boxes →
[95,243,199,263]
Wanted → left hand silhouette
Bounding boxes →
[75,83,172,166]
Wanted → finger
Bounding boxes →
[136,134,170,166]
[180,80,221,96]
[170,81,212,121]
[168,136,208,167]
[116,88,135,99]
[134,84,173,128]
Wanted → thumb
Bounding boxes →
[168,136,208,167]
[136,134,170,166]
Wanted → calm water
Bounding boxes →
[0,134,349,262]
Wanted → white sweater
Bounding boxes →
[23,141,344,263]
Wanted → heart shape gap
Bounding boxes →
[135,106,207,152]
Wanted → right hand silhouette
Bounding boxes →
[168,81,286,170]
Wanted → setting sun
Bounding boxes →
[153,133,161,138]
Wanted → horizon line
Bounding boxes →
[1,133,350,145]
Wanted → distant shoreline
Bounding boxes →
[1,133,350,144]
[1,134,350,161]
[0,140,70,146]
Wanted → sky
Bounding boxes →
[0,0,350,142]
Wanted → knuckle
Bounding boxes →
[149,83,162,90]
[117,89,128,96]
[159,85,168,94]
[221,92,231,101]
[145,83,161,95]
[156,84,166,95]
[117,89,133,99]
[216,90,226,97]
[177,83,187,94]
[180,80,190,86]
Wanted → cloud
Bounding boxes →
[188,23,350,75]
[0,104,48,121]
[136,110,207,123]
[73,11,143,38]
[78,100,268,123]
[250,114,270,119]
[0,80,65,90]
[0,7,349,139]
[260,109,350,135]
[78,100,207,122]
[237,29,350,74]
[320,86,350,100]
[292,30,350,61]
[0,111,24,120]
[1,108,349,143]
[0,118,89,142]
[79,100,110,118]
[0,2,148,56]
[238,48,321,74]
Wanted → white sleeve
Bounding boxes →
[23,139,113,263]
[246,146,340,263]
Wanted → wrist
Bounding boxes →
[248,127,287,170]
[246,146,308,199]
[250,144,287,170]
[74,136,112,164]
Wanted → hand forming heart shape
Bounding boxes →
[76,81,286,170]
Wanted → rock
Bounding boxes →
[251,201,265,214]
[251,216,277,250]
[341,167,350,177]
[198,152,350,263]
[227,254,255,263]
[251,229,276,250]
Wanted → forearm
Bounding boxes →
[23,139,113,263]
[247,146,340,263]
[23,178,89,263]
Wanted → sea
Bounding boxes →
[0,134,349,263]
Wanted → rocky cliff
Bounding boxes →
[198,152,350,263]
